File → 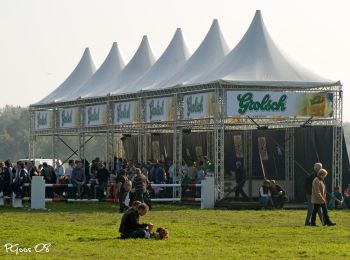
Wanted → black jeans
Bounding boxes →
[311,203,331,225]
[235,180,248,199]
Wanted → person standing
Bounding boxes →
[95,161,110,200]
[71,161,87,199]
[305,163,324,226]
[41,162,56,198]
[133,168,147,203]
[233,161,248,200]
[310,169,336,226]
[117,169,129,213]
[12,161,29,199]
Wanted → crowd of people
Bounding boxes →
[1,157,350,220]
[0,156,216,207]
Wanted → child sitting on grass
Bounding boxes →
[145,227,169,240]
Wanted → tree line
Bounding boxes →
[0,105,106,163]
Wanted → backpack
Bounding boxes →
[123,179,132,192]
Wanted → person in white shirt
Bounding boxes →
[64,160,74,183]
[259,179,273,209]
[55,160,65,184]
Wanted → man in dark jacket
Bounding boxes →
[119,203,152,239]
[95,161,110,200]
[233,161,248,200]
[12,161,29,199]
[41,162,56,198]
[1,160,12,197]
[71,160,87,199]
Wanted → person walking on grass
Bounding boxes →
[305,162,324,226]
[310,169,336,226]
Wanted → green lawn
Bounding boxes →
[0,203,349,259]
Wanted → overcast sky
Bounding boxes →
[1,0,349,121]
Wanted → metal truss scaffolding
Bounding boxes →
[29,80,343,203]
[332,89,343,188]
[29,107,36,160]
[243,129,253,198]
[284,127,295,201]
[214,83,225,200]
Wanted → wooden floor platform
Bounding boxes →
[215,199,307,210]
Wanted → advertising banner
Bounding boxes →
[114,101,139,124]
[59,108,79,128]
[85,105,107,126]
[233,135,243,159]
[35,111,53,130]
[226,91,333,117]
[146,97,175,122]
[183,92,216,119]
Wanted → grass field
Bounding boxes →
[0,202,349,259]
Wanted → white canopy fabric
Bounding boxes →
[71,42,125,100]
[118,28,191,94]
[38,48,96,104]
[37,11,338,105]
[155,19,230,90]
[195,10,336,87]
[104,36,156,96]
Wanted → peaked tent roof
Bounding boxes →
[197,10,336,87]
[103,36,156,96]
[37,48,96,104]
[155,19,230,90]
[73,42,125,100]
[120,28,191,94]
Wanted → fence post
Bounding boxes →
[12,193,23,208]
[201,176,215,209]
[0,192,4,206]
[31,176,46,209]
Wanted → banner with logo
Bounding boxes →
[114,101,139,124]
[85,105,107,126]
[184,92,216,119]
[35,111,53,130]
[226,91,334,117]
[59,108,79,128]
[233,135,243,159]
[146,97,175,122]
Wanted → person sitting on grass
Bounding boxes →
[145,227,169,240]
[328,186,344,209]
[343,184,350,209]
[259,179,274,209]
[119,203,153,239]
[270,180,286,209]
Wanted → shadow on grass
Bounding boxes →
[0,202,200,214]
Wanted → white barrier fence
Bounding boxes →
[0,176,215,209]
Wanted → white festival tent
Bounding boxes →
[101,36,156,96]
[71,42,125,100]
[38,48,96,104]
[37,10,339,105]
[194,10,337,88]
[118,28,192,94]
[153,19,230,90]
